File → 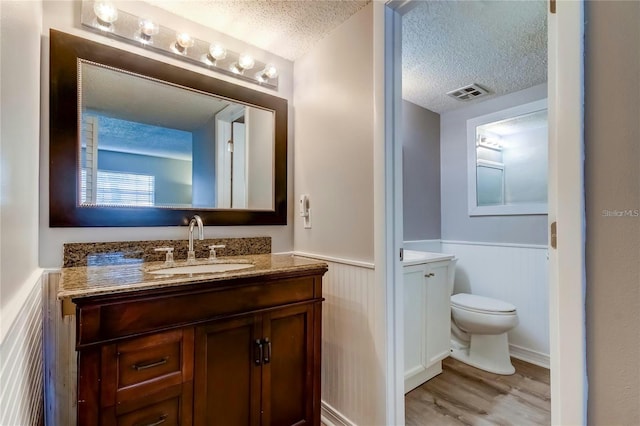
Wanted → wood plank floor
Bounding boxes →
[406,357,551,426]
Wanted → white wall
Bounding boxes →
[440,83,548,245]
[0,1,45,424]
[246,107,274,209]
[0,0,44,340]
[503,126,548,205]
[192,116,216,207]
[293,4,386,425]
[40,0,295,267]
[293,4,374,263]
[585,1,640,423]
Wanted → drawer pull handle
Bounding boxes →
[425,273,435,278]
[132,357,168,371]
[263,338,271,364]
[136,413,168,426]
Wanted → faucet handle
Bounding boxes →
[208,244,226,260]
[154,247,175,266]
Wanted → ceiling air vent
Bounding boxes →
[446,83,490,101]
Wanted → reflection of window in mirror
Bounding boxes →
[467,99,548,216]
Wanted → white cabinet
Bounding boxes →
[403,254,455,393]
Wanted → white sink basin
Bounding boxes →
[148,263,254,275]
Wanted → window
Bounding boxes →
[81,169,155,206]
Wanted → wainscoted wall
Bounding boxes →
[0,277,44,425]
[294,255,382,426]
[441,240,549,367]
[43,271,76,426]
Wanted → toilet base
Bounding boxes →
[450,332,516,375]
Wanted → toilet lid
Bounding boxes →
[451,293,516,313]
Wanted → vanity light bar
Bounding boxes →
[80,0,279,90]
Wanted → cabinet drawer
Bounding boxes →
[118,335,181,389]
[117,396,179,426]
[101,329,194,407]
[101,382,192,426]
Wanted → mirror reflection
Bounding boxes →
[475,109,548,207]
[466,99,548,216]
[79,61,275,210]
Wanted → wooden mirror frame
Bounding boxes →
[49,29,287,227]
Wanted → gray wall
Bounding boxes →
[402,100,441,240]
[440,83,548,244]
[585,1,640,424]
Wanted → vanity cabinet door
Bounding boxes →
[403,264,428,393]
[194,314,263,426]
[262,303,319,426]
[424,262,452,365]
[193,302,321,426]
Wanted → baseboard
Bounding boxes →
[510,344,550,369]
[321,401,357,426]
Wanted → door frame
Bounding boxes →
[382,1,586,424]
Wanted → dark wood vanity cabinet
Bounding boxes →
[74,268,326,426]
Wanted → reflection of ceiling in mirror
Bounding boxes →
[402,0,547,113]
[81,62,232,130]
[480,110,548,137]
[83,111,193,160]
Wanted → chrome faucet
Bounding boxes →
[187,215,204,264]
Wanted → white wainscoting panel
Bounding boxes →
[298,255,382,426]
[43,271,77,426]
[441,241,550,367]
[0,275,44,425]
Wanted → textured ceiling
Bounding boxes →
[137,1,545,114]
[402,1,547,113]
[145,0,371,61]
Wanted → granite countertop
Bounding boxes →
[58,254,328,300]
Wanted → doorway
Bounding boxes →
[383,1,586,424]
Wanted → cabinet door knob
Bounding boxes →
[254,339,263,365]
[425,273,435,278]
[263,338,271,364]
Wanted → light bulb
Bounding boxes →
[208,43,227,61]
[230,54,255,74]
[93,1,118,29]
[139,19,159,37]
[256,64,278,83]
[262,64,278,79]
[173,32,194,54]
[238,54,255,70]
[137,19,159,44]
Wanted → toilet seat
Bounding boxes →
[451,293,516,315]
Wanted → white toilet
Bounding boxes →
[449,287,519,375]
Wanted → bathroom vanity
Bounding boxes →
[60,252,327,426]
[402,250,456,393]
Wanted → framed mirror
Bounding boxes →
[466,99,548,216]
[50,30,287,227]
